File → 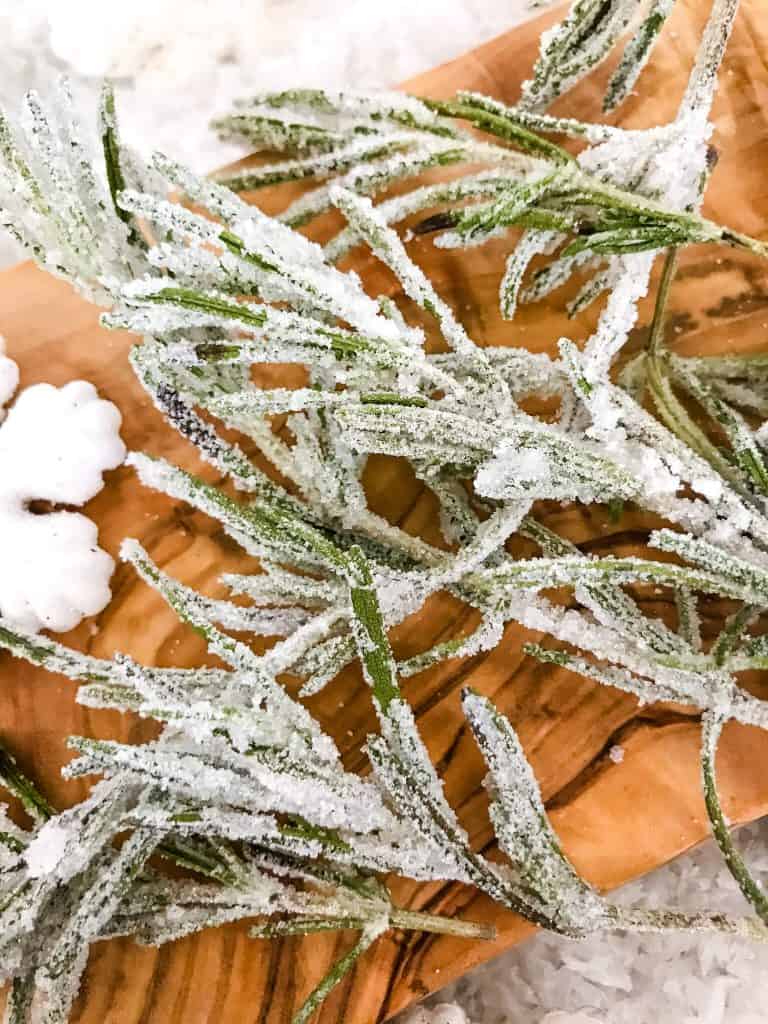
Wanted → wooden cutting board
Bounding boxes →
[2,1,768,1020]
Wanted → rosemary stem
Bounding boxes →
[390,906,496,940]
[615,906,768,942]
[292,926,382,1024]
[647,247,679,359]
[644,249,752,494]
[721,228,768,260]
[701,712,768,924]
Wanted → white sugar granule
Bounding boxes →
[24,821,71,877]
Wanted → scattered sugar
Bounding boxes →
[24,820,71,877]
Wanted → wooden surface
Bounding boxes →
[2,1,768,1020]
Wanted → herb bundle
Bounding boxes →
[1,1,768,1021]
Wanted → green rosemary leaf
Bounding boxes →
[422,97,575,164]
[4,973,35,1024]
[520,0,647,112]
[0,740,54,824]
[710,605,760,667]
[701,712,768,923]
[604,0,677,111]
[291,919,387,1024]
[462,689,607,931]
[344,546,400,714]
[99,81,144,251]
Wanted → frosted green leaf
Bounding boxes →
[463,689,608,932]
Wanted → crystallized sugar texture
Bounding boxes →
[24,820,71,878]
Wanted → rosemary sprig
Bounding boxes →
[0,1,767,1020]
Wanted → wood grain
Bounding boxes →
[2,1,768,1020]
